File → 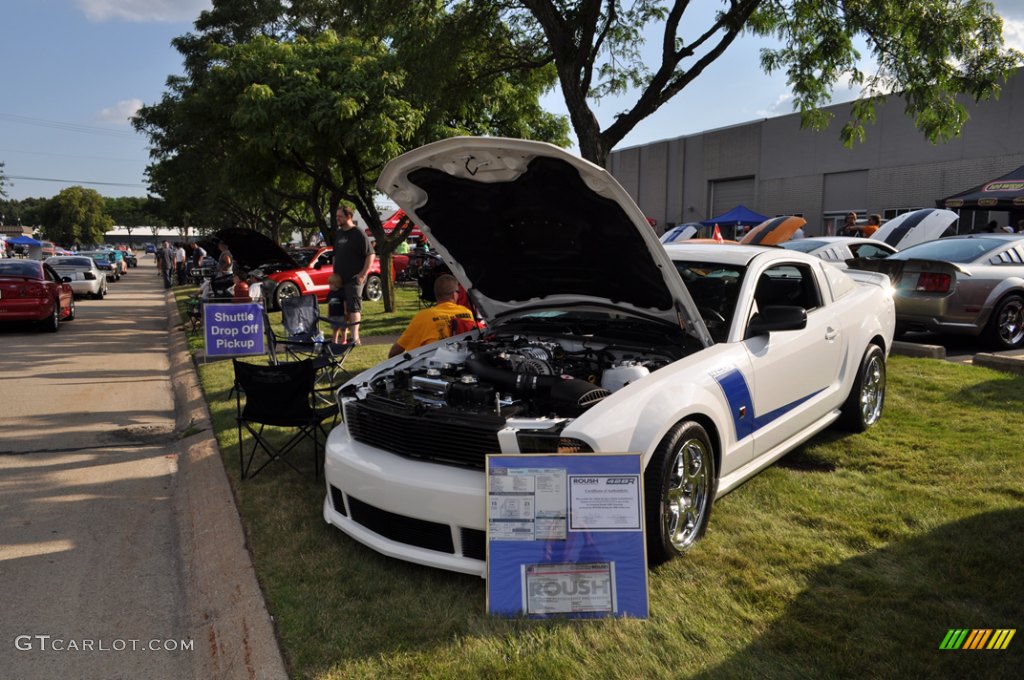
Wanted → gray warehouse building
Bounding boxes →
[607,68,1024,238]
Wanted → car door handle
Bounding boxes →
[825,327,838,341]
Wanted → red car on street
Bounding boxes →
[0,259,76,331]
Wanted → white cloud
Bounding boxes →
[96,99,144,125]
[75,0,211,23]
[1003,17,1024,52]
[755,92,793,118]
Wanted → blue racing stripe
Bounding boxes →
[713,368,824,440]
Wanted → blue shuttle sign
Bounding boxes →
[203,303,265,357]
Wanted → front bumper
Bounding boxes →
[323,423,489,577]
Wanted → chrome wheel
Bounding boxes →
[645,421,717,564]
[274,281,300,310]
[363,274,383,302]
[859,353,885,426]
[664,436,711,552]
[994,296,1024,348]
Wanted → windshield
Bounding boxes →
[673,260,745,342]
[891,238,1004,263]
[778,239,827,253]
[48,257,93,267]
[0,260,41,277]
[288,249,318,267]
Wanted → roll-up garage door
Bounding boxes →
[710,177,755,216]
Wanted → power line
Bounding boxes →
[0,147,146,163]
[7,174,147,188]
[0,112,140,139]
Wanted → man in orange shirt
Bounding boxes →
[862,214,882,237]
[389,274,475,357]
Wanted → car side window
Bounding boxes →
[43,265,60,283]
[850,244,892,259]
[752,264,822,313]
[319,251,334,266]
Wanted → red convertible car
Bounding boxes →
[0,259,76,331]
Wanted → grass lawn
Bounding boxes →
[178,296,1024,678]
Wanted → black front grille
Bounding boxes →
[345,398,502,469]
[348,496,454,554]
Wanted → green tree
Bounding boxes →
[135,0,567,310]
[506,0,1023,165]
[41,187,113,247]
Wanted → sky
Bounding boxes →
[1,0,1022,205]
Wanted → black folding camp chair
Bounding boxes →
[264,293,357,407]
[233,358,337,479]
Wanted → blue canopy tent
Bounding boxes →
[699,204,769,240]
[7,235,42,246]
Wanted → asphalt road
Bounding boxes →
[0,268,191,679]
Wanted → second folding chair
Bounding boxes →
[233,358,337,480]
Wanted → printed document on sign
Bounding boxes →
[488,467,567,541]
[522,562,616,615]
[568,475,642,531]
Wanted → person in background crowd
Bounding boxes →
[332,206,374,346]
[175,242,188,285]
[841,212,861,236]
[791,225,806,240]
[389,274,475,358]
[326,273,348,344]
[1018,219,1024,233]
[157,240,175,289]
[863,214,882,237]
[216,240,233,275]
[231,270,250,302]
[191,242,207,267]
[985,220,1000,233]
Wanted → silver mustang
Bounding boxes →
[851,234,1024,349]
[45,256,109,299]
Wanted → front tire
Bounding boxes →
[363,274,383,302]
[838,344,886,432]
[983,293,1024,350]
[274,281,301,310]
[644,420,717,565]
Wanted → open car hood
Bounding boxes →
[870,209,957,250]
[213,228,298,271]
[377,137,711,345]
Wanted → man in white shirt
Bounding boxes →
[175,243,188,285]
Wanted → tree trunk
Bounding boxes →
[378,250,396,312]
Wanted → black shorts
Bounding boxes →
[343,280,364,313]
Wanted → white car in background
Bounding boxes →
[778,236,898,265]
[45,255,109,299]
[323,137,896,576]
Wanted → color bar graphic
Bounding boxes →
[940,629,1015,650]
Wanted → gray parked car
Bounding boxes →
[45,256,109,299]
[850,234,1024,349]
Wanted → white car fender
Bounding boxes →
[563,344,745,470]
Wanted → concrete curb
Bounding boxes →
[972,352,1024,375]
[891,340,947,359]
[166,293,289,680]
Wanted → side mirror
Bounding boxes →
[61,276,73,283]
[747,305,807,337]
[313,262,322,270]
